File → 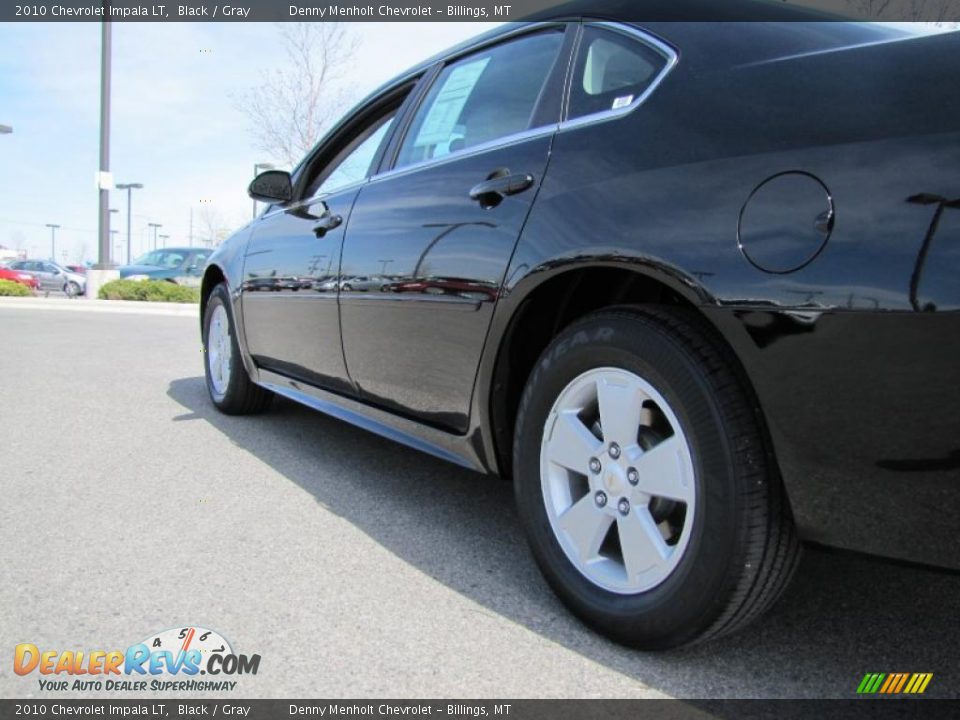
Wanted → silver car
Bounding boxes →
[7,260,86,297]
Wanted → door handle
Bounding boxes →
[469,171,534,208]
[313,213,343,238]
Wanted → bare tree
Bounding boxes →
[843,0,959,21]
[197,206,226,247]
[237,23,359,167]
[844,0,893,18]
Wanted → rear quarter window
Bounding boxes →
[567,26,671,121]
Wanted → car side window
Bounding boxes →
[395,29,565,169]
[309,113,395,199]
[567,26,670,122]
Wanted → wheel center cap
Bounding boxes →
[605,465,625,495]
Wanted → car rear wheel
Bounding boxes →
[203,283,272,415]
[513,306,800,649]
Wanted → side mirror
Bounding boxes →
[248,170,293,204]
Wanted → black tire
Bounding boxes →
[202,283,272,415]
[513,306,799,649]
[65,281,81,298]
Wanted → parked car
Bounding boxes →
[313,276,341,293]
[119,248,211,287]
[339,276,391,292]
[6,260,85,296]
[0,266,39,291]
[198,12,960,649]
[386,276,499,301]
[65,264,88,275]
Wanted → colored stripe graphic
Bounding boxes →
[857,672,933,694]
[893,673,910,693]
[905,673,934,694]
[857,673,885,694]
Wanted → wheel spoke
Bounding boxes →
[558,494,614,564]
[633,436,692,503]
[208,306,232,395]
[617,507,670,580]
[545,410,603,473]
[596,376,645,448]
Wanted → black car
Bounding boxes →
[201,8,960,648]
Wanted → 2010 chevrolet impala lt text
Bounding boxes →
[199,3,960,648]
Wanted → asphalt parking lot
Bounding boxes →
[1,299,958,700]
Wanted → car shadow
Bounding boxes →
[168,375,960,699]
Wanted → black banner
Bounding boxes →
[2,0,960,23]
[0,700,958,719]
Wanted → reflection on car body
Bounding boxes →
[200,8,960,649]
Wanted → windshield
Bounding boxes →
[133,250,187,268]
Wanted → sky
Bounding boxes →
[0,21,499,265]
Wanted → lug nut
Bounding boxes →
[627,468,639,486]
[595,491,608,508]
[589,457,601,474]
[609,443,621,459]
[618,498,631,516]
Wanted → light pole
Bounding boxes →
[109,229,119,263]
[115,183,143,265]
[252,162,274,219]
[148,223,162,251]
[45,224,60,260]
[0,124,12,134]
[95,17,111,272]
[159,234,170,248]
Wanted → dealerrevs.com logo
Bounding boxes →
[13,626,260,692]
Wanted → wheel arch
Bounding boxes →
[484,261,776,483]
[200,263,226,331]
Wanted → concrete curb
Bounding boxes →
[0,296,199,318]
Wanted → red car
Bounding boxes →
[0,266,38,290]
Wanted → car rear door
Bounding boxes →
[339,24,574,433]
[34,262,57,291]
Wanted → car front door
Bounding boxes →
[15,261,46,289]
[240,101,402,396]
[339,25,573,432]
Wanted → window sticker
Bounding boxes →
[612,94,634,110]
[414,57,490,148]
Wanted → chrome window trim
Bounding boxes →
[259,180,368,221]
[373,23,568,184]
[255,21,670,221]
[369,124,558,186]
[259,23,568,215]
[558,22,679,133]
